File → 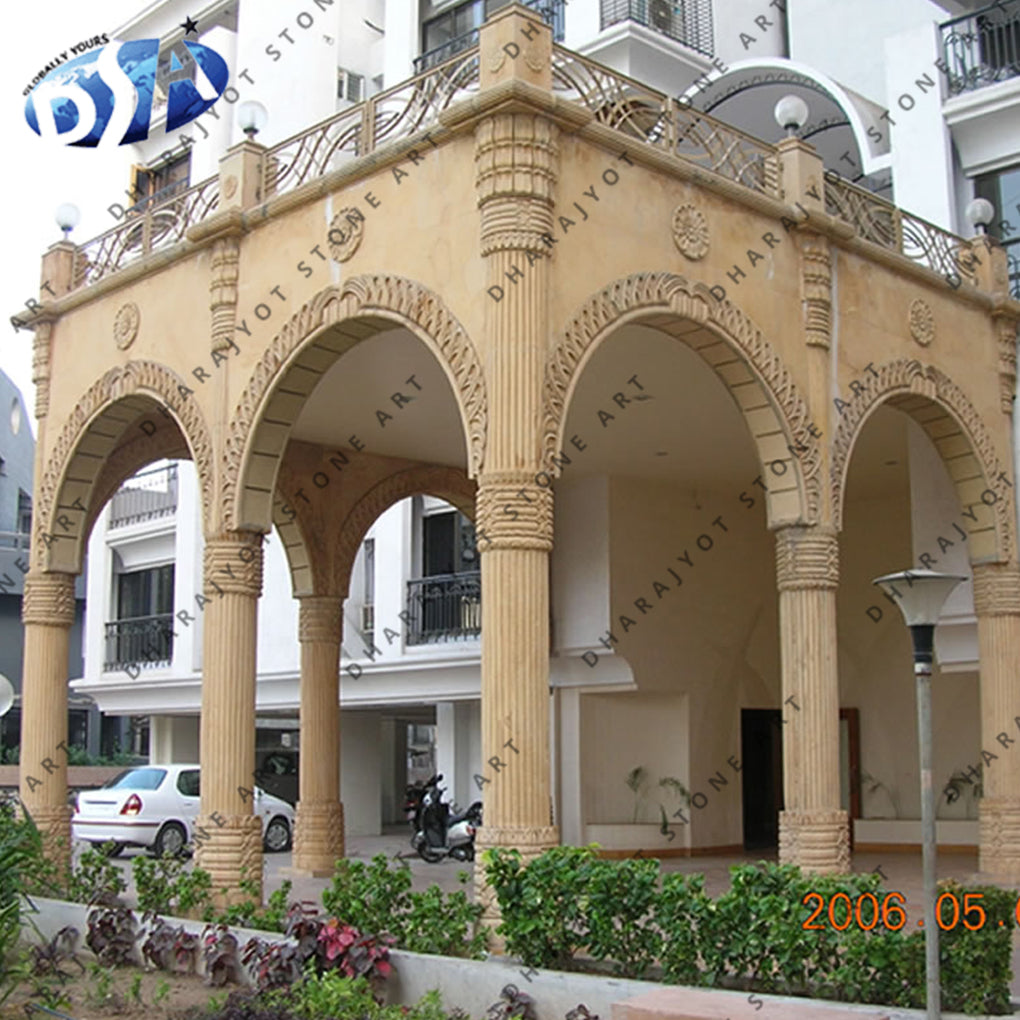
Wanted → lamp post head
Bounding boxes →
[965,197,994,236]
[55,202,81,239]
[237,100,268,140]
[774,94,809,137]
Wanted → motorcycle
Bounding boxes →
[404,773,482,862]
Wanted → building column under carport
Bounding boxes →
[775,525,849,872]
[435,700,481,812]
[292,594,344,876]
[19,571,77,867]
[149,716,200,762]
[193,531,264,903]
[973,561,1020,878]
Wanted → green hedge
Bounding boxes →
[483,846,1015,1015]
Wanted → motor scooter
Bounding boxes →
[405,774,481,862]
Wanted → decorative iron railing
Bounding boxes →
[104,614,174,671]
[406,571,481,644]
[551,47,780,195]
[262,48,480,199]
[940,0,1020,95]
[600,0,714,58]
[1005,239,1020,299]
[108,463,179,529]
[73,176,220,288]
[824,174,979,286]
[0,531,31,550]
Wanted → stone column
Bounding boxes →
[292,595,345,876]
[194,531,264,903]
[775,526,849,872]
[19,572,77,867]
[973,561,1020,877]
[475,473,558,914]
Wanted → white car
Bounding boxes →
[73,764,294,857]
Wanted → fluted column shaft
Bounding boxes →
[195,532,264,903]
[973,562,1020,876]
[293,595,344,876]
[19,572,77,867]
[775,527,849,872]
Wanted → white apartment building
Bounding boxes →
[70,0,1020,843]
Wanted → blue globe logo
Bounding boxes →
[24,38,229,147]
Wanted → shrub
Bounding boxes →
[583,856,661,978]
[67,845,127,906]
[484,845,596,970]
[133,854,212,916]
[0,803,41,1001]
[322,854,484,958]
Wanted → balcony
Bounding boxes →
[0,531,30,550]
[600,0,714,58]
[941,0,1020,96]
[414,0,566,74]
[104,615,174,671]
[405,571,481,644]
[109,463,178,529]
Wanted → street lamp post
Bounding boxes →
[872,569,965,1020]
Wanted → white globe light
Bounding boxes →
[774,94,809,135]
[55,202,81,236]
[965,197,995,234]
[238,100,268,139]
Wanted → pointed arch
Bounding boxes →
[222,275,487,532]
[830,359,1014,562]
[543,272,819,526]
[35,361,214,573]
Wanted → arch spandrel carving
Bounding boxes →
[223,275,488,533]
[36,361,214,574]
[830,359,1014,563]
[544,272,819,527]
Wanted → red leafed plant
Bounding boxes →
[318,919,394,982]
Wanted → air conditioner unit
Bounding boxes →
[361,603,375,634]
[338,68,365,103]
[649,0,682,38]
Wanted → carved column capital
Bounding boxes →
[298,595,344,644]
[972,561,1020,616]
[477,471,553,551]
[799,233,832,349]
[203,531,264,598]
[210,236,241,354]
[22,572,76,627]
[775,526,839,591]
[475,113,558,255]
[31,320,53,420]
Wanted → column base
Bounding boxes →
[193,813,263,905]
[979,798,1020,878]
[474,824,559,950]
[779,809,850,874]
[291,800,345,877]
[23,802,72,878]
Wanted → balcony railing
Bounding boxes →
[941,0,1020,95]
[0,531,31,550]
[104,615,174,671]
[1005,238,1020,299]
[601,0,714,58]
[109,463,179,529]
[406,571,481,644]
[414,0,566,74]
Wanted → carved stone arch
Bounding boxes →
[222,275,487,532]
[270,458,320,598]
[36,361,214,573]
[830,359,1014,563]
[544,272,819,526]
[332,465,476,597]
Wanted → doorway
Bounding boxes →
[741,709,783,850]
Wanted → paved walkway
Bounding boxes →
[103,832,1020,1000]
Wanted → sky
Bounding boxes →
[0,2,150,439]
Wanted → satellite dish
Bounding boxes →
[0,675,13,718]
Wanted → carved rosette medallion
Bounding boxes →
[671,204,709,260]
[327,209,365,262]
[908,298,935,347]
[222,175,238,200]
[113,302,140,351]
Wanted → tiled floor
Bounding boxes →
[107,832,1020,1000]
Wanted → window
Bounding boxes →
[362,538,375,636]
[17,491,31,536]
[104,767,166,790]
[118,565,175,621]
[338,68,365,102]
[975,164,1020,299]
[128,152,192,213]
[422,510,477,576]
